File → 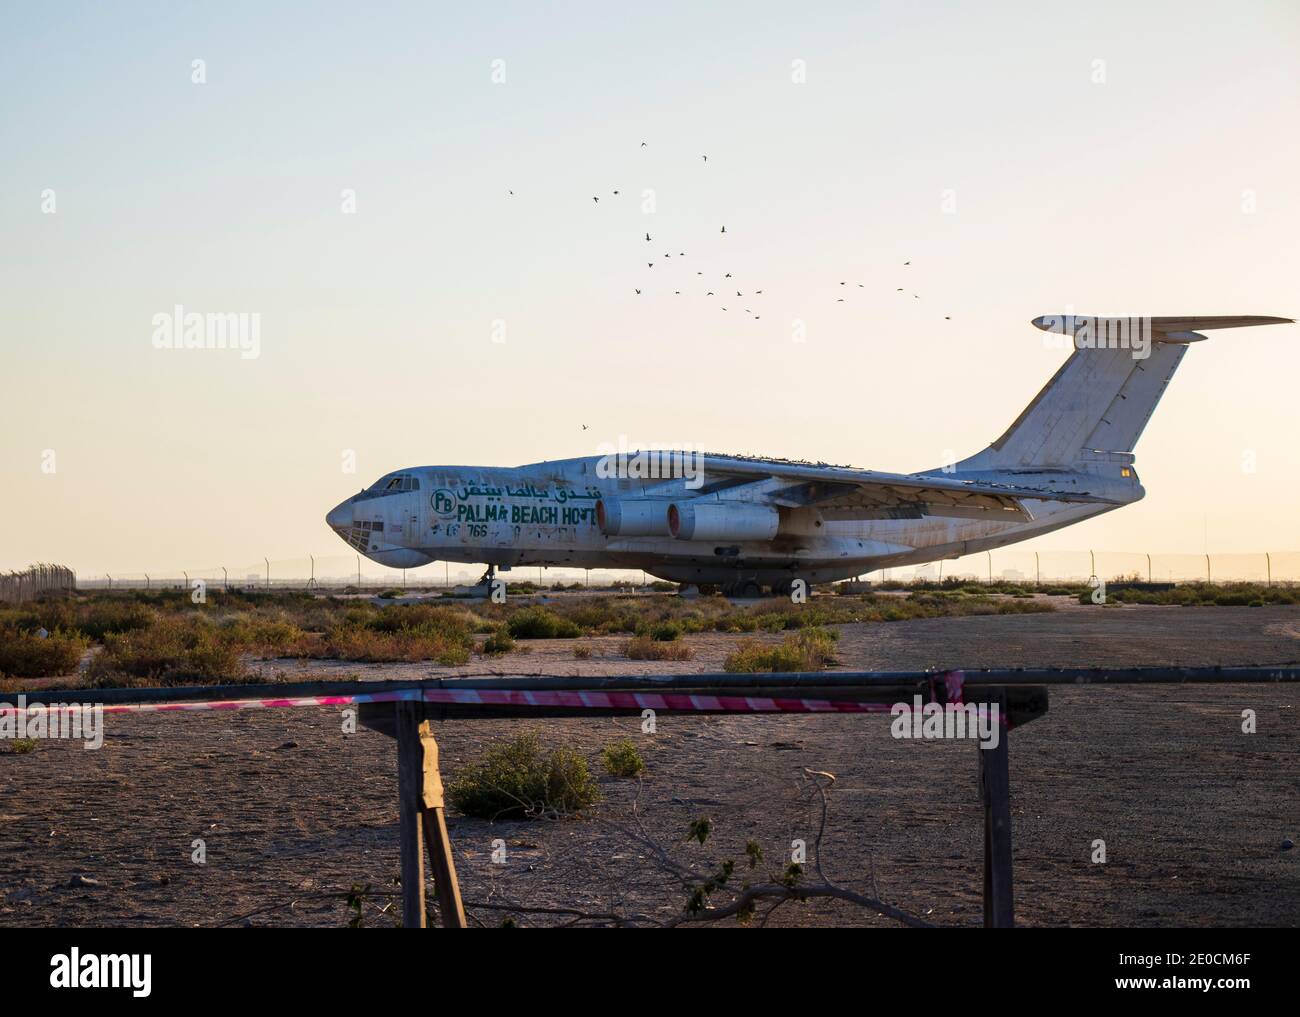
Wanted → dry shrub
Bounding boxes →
[724,627,838,673]
[447,734,600,819]
[622,636,693,661]
[88,618,247,685]
[0,629,88,678]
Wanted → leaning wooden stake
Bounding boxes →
[395,701,467,928]
[978,689,1014,928]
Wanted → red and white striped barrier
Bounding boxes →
[0,673,969,718]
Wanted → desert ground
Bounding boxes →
[2,597,1297,927]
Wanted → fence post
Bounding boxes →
[395,701,466,929]
[979,689,1014,928]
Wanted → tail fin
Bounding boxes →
[959,315,1292,469]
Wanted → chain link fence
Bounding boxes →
[0,564,78,603]
[66,550,1300,592]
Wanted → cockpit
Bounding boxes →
[326,470,434,569]
[367,473,421,495]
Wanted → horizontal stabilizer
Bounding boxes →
[1032,314,1293,341]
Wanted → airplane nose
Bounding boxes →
[326,500,352,531]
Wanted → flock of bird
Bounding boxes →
[509,142,950,321]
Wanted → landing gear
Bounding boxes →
[476,564,497,586]
[770,578,794,597]
[723,580,761,599]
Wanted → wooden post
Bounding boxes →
[978,689,1014,928]
[395,701,467,928]
[395,702,428,927]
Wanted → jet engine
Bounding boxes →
[596,498,673,537]
[667,501,780,541]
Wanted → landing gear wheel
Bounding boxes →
[771,579,793,597]
[737,580,761,598]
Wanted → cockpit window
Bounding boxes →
[368,473,420,494]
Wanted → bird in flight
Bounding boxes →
[645,232,651,241]
[640,141,647,147]
[592,196,599,203]
[635,289,641,294]
[582,424,588,430]
[720,225,726,233]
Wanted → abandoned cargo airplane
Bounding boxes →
[326,315,1292,595]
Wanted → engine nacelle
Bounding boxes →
[668,501,780,541]
[596,498,672,537]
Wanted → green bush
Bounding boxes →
[447,734,600,819]
[646,620,683,641]
[481,628,515,655]
[505,606,581,639]
[601,739,645,778]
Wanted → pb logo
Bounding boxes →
[431,489,457,517]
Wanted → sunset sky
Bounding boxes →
[2,1,1297,580]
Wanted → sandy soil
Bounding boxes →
[2,599,1297,928]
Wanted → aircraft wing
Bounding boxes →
[686,455,1119,521]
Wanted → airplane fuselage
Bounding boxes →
[326,456,1140,588]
